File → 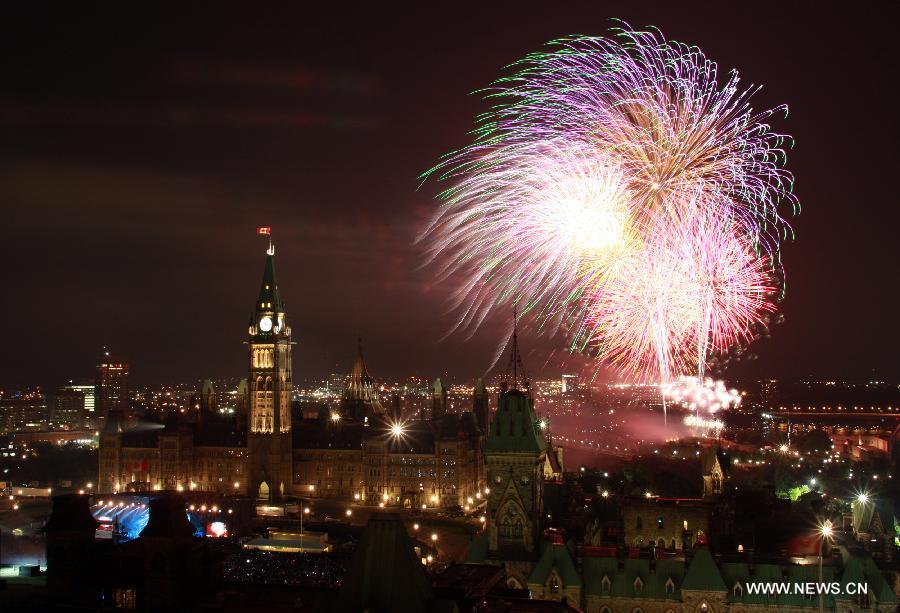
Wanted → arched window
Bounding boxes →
[635,516,643,530]
[600,608,611,613]
[657,516,665,529]
[733,582,743,598]
[548,572,560,594]
[601,576,611,593]
[666,578,675,595]
[506,577,523,589]
[498,506,524,540]
[634,577,643,594]
[712,473,721,494]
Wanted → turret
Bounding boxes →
[431,378,447,421]
[473,378,489,434]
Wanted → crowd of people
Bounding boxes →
[224,550,351,588]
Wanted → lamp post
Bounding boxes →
[818,520,833,613]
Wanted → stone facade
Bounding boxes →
[99,244,485,507]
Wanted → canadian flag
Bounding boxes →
[257,227,271,235]
[129,459,149,472]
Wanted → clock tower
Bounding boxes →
[247,241,293,500]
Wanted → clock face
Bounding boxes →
[259,316,273,332]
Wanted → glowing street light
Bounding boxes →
[817,520,834,613]
[413,523,419,531]
[389,421,406,438]
[431,533,438,542]
[856,493,869,504]
[345,509,352,517]
[330,412,342,423]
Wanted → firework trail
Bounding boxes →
[421,23,796,386]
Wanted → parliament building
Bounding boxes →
[97,242,516,508]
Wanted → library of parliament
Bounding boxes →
[98,242,563,508]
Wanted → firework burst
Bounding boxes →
[421,23,796,383]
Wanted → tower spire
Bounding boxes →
[255,245,284,314]
[503,306,528,391]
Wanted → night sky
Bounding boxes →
[1,3,896,388]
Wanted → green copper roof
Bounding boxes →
[529,542,582,587]
[583,556,684,599]
[256,252,284,314]
[852,498,893,534]
[332,512,439,613]
[721,562,836,607]
[682,548,727,592]
[466,532,488,563]
[837,552,896,603]
[485,390,547,454]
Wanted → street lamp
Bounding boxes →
[389,421,406,438]
[818,520,833,613]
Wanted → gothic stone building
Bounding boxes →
[99,243,485,507]
[467,397,895,613]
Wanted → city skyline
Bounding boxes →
[2,4,898,388]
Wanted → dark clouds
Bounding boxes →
[0,3,897,387]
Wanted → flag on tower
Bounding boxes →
[257,227,271,235]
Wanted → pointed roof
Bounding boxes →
[332,512,442,613]
[474,378,488,396]
[350,337,372,380]
[837,551,897,603]
[255,246,284,313]
[341,339,384,417]
[485,389,547,454]
[44,494,99,533]
[345,339,377,401]
[528,542,582,587]
[682,547,727,592]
